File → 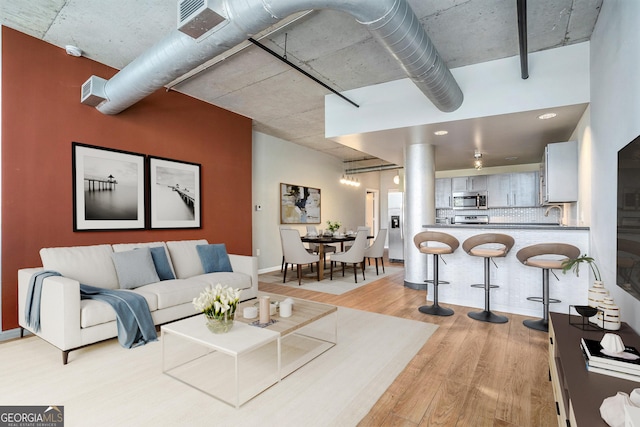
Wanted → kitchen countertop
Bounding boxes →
[424,223,590,230]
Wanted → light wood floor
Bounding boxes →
[259,255,557,427]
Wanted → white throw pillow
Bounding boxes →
[166,239,208,279]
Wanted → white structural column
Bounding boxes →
[404,143,436,289]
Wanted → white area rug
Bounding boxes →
[0,307,436,427]
[261,265,404,295]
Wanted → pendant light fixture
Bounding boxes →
[340,174,361,187]
[340,158,362,187]
[474,149,483,170]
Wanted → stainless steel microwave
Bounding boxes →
[452,191,488,210]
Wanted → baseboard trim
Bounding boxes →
[259,265,281,275]
[0,328,26,342]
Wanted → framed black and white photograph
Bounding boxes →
[280,183,321,224]
[149,156,201,229]
[72,142,146,231]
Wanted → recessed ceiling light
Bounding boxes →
[434,130,448,136]
[537,112,557,120]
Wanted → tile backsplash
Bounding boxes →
[436,207,562,224]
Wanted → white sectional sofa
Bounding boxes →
[17,239,258,364]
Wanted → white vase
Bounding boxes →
[588,281,609,324]
[596,297,621,331]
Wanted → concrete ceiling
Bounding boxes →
[1,0,602,171]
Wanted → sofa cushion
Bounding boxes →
[111,248,160,289]
[40,244,118,289]
[134,278,210,310]
[166,239,208,279]
[192,271,252,291]
[196,243,233,273]
[112,242,176,279]
[80,289,158,328]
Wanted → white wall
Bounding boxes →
[252,131,381,272]
[589,0,640,331]
[570,106,592,227]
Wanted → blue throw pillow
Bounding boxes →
[149,247,176,281]
[196,244,233,273]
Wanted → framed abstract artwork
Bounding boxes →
[72,142,146,231]
[280,183,321,224]
[149,156,201,229]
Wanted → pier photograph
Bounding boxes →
[73,143,145,231]
[149,157,201,229]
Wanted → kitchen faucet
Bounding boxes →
[544,204,564,225]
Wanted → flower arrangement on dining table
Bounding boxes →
[326,220,342,234]
[192,284,242,333]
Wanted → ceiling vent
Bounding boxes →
[80,76,107,107]
[177,0,227,39]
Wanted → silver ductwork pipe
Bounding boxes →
[345,164,401,174]
[93,0,463,115]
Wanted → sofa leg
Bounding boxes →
[19,327,24,338]
[62,350,70,365]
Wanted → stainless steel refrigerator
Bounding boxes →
[388,192,404,262]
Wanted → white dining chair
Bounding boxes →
[330,229,368,283]
[281,228,320,286]
[344,226,371,250]
[306,225,336,260]
[281,226,314,272]
[364,228,387,275]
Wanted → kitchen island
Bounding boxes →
[419,223,590,318]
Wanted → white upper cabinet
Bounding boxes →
[487,171,539,207]
[510,172,539,206]
[487,174,511,207]
[435,178,452,208]
[451,175,487,192]
[542,141,578,204]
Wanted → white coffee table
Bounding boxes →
[236,293,338,378]
[161,314,280,408]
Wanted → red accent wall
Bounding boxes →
[1,27,253,330]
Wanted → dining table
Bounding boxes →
[300,234,370,280]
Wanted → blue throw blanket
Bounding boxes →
[80,284,157,348]
[25,271,157,348]
[25,270,61,332]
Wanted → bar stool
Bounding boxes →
[413,231,459,316]
[517,243,580,332]
[462,233,514,324]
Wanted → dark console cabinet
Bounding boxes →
[549,313,640,426]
